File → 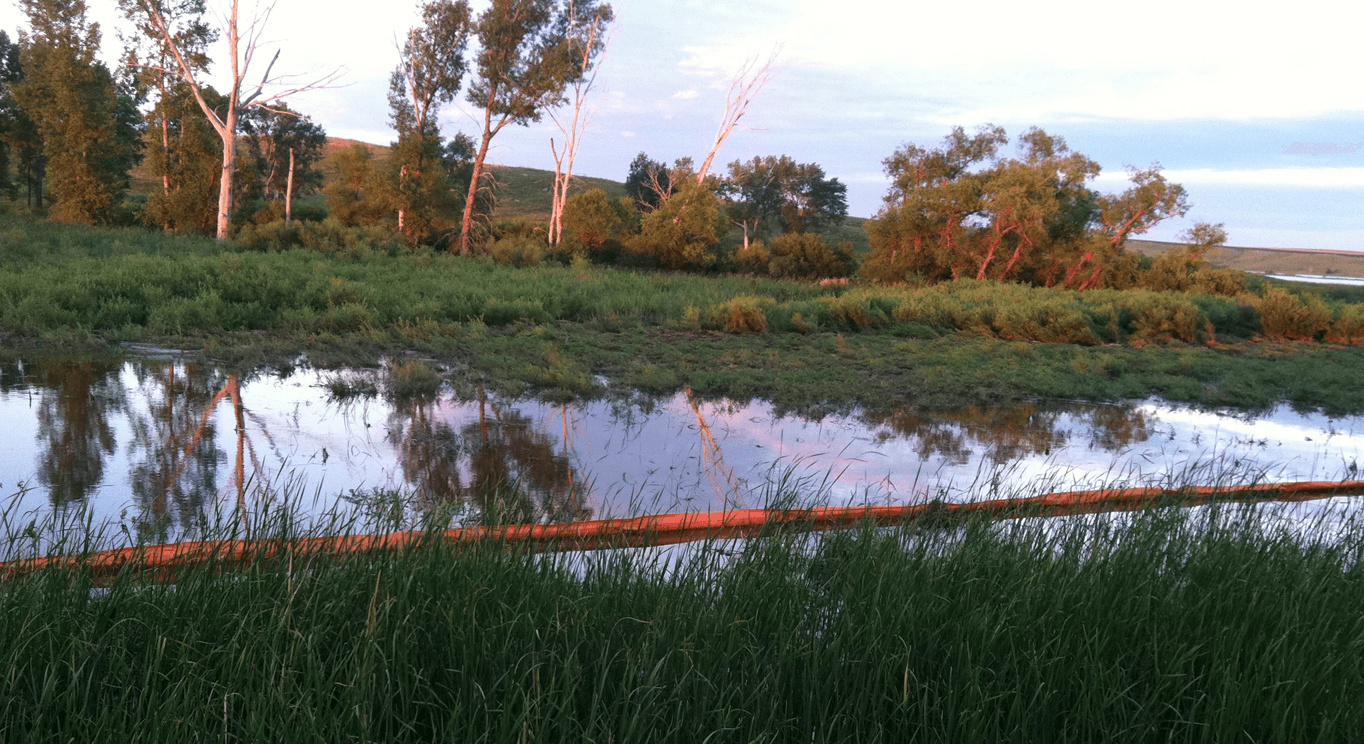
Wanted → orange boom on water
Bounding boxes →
[4,480,1363,585]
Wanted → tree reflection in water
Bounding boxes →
[863,403,1153,465]
[31,359,122,506]
[389,386,589,526]
[125,363,226,541]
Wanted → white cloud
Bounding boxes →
[1095,167,1364,188]
[620,131,636,138]
[672,89,699,100]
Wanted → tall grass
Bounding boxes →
[6,215,1364,348]
[2,491,1362,741]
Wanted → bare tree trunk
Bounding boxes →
[285,146,294,226]
[216,113,235,240]
[458,105,498,255]
[159,79,171,232]
[397,164,406,235]
[549,138,565,245]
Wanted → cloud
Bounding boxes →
[1099,167,1364,188]
[672,89,700,100]
[1283,142,1364,156]
[620,131,636,138]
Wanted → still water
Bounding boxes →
[2,356,1362,542]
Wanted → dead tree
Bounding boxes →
[694,50,778,185]
[133,0,341,241]
[547,1,613,246]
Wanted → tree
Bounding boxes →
[624,176,726,270]
[325,143,392,227]
[723,155,848,249]
[14,0,142,223]
[863,125,1185,290]
[694,51,777,184]
[456,0,584,254]
[623,151,673,211]
[141,83,227,233]
[129,0,341,240]
[240,102,326,219]
[119,0,214,225]
[0,31,44,205]
[390,0,473,243]
[560,186,622,255]
[546,0,613,246]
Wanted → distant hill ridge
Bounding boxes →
[1126,239,1364,279]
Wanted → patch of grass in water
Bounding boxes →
[386,359,443,400]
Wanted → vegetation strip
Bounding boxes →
[8,479,1362,584]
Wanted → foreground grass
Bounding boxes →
[2,506,1362,741]
[6,215,1364,414]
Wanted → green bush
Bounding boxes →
[764,233,858,280]
[708,296,769,333]
[1252,285,1333,340]
[488,236,547,268]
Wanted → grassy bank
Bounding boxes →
[2,504,1362,741]
[6,216,1364,414]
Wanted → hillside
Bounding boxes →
[1126,239,1364,279]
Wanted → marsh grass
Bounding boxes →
[10,216,1364,413]
[2,473,1363,742]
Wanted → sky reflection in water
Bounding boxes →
[1,357,1362,542]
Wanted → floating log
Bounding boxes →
[4,480,1363,585]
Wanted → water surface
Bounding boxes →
[2,356,1361,542]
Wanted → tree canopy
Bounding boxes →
[862,125,1188,289]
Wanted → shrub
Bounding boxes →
[488,235,546,267]
[1253,285,1333,340]
[765,233,858,280]
[562,189,624,255]
[732,240,771,275]
[708,296,769,333]
[1127,294,1203,343]
[994,299,1096,345]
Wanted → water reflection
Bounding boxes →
[862,404,1153,465]
[124,363,225,540]
[33,359,122,505]
[391,389,587,525]
[1,356,1362,541]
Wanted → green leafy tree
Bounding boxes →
[14,0,142,223]
[0,31,44,205]
[722,155,848,249]
[325,143,393,227]
[140,83,224,233]
[127,0,341,240]
[390,0,473,245]
[625,177,726,270]
[623,151,672,211]
[239,103,327,218]
[862,125,1182,289]
[456,0,585,254]
[119,0,213,227]
[560,187,623,256]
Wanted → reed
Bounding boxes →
[1,480,1361,742]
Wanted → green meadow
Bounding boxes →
[4,214,1364,414]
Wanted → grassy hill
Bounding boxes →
[1127,239,1364,279]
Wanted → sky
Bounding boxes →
[4,0,1364,249]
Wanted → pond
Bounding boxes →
[2,355,1362,543]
